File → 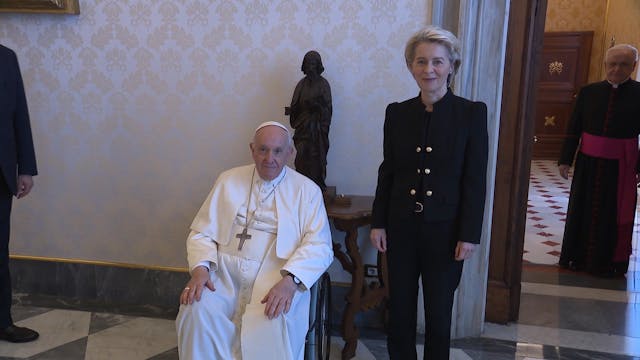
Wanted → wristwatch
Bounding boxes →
[287,272,302,286]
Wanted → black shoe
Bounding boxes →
[559,260,580,271]
[0,325,39,343]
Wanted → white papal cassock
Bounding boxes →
[176,164,333,360]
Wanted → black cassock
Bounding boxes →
[558,80,640,276]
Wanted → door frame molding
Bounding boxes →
[486,0,548,323]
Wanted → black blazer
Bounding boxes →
[372,90,488,244]
[0,44,37,195]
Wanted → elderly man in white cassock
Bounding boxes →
[176,121,334,360]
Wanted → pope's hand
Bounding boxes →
[261,276,297,319]
[180,266,215,305]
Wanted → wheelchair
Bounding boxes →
[304,272,332,360]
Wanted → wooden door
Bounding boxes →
[532,31,592,160]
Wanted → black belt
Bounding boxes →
[414,201,423,213]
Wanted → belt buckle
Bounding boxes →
[414,201,423,213]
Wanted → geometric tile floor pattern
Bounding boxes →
[5,291,640,360]
[523,160,570,265]
[524,160,640,269]
[0,306,421,359]
[4,306,459,359]
[0,309,177,360]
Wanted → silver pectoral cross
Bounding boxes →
[236,227,252,250]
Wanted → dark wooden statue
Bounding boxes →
[287,50,332,192]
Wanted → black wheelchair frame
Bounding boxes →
[304,272,332,360]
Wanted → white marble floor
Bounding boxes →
[3,292,638,360]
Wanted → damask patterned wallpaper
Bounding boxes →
[1,0,428,267]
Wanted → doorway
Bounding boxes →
[523,30,593,264]
[524,0,640,270]
[486,0,640,323]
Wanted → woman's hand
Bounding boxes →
[455,241,477,261]
[370,228,387,252]
[16,175,34,199]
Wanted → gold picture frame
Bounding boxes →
[0,0,80,14]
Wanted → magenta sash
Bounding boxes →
[580,132,638,261]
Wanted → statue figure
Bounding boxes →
[287,50,332,192]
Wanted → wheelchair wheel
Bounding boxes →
[315,272,331,360]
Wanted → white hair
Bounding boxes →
[606,44,639,62]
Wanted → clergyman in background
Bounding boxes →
[558,44,640,277]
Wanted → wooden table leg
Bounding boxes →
[326,195,384,359]
[332,218,364,360]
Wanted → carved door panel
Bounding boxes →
[532,31,592,159]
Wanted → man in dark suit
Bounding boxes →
[0,44,39,343]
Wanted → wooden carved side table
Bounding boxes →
[326,195,388,360]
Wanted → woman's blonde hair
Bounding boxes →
[405,26,461,83]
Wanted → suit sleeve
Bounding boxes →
[371,103,396,228]
[12,50,37,176]
[458,102,488,244]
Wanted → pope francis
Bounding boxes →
[175,121,334,360]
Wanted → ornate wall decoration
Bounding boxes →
[544,115,556,127]
[548,60,563,75]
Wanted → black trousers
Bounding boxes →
[0,172,13,328]
[386,218,463,360]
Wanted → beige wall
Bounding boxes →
[603,0,640,80]
[546,0,640,83]
[545,0,607,83]
[1,1,429,268]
